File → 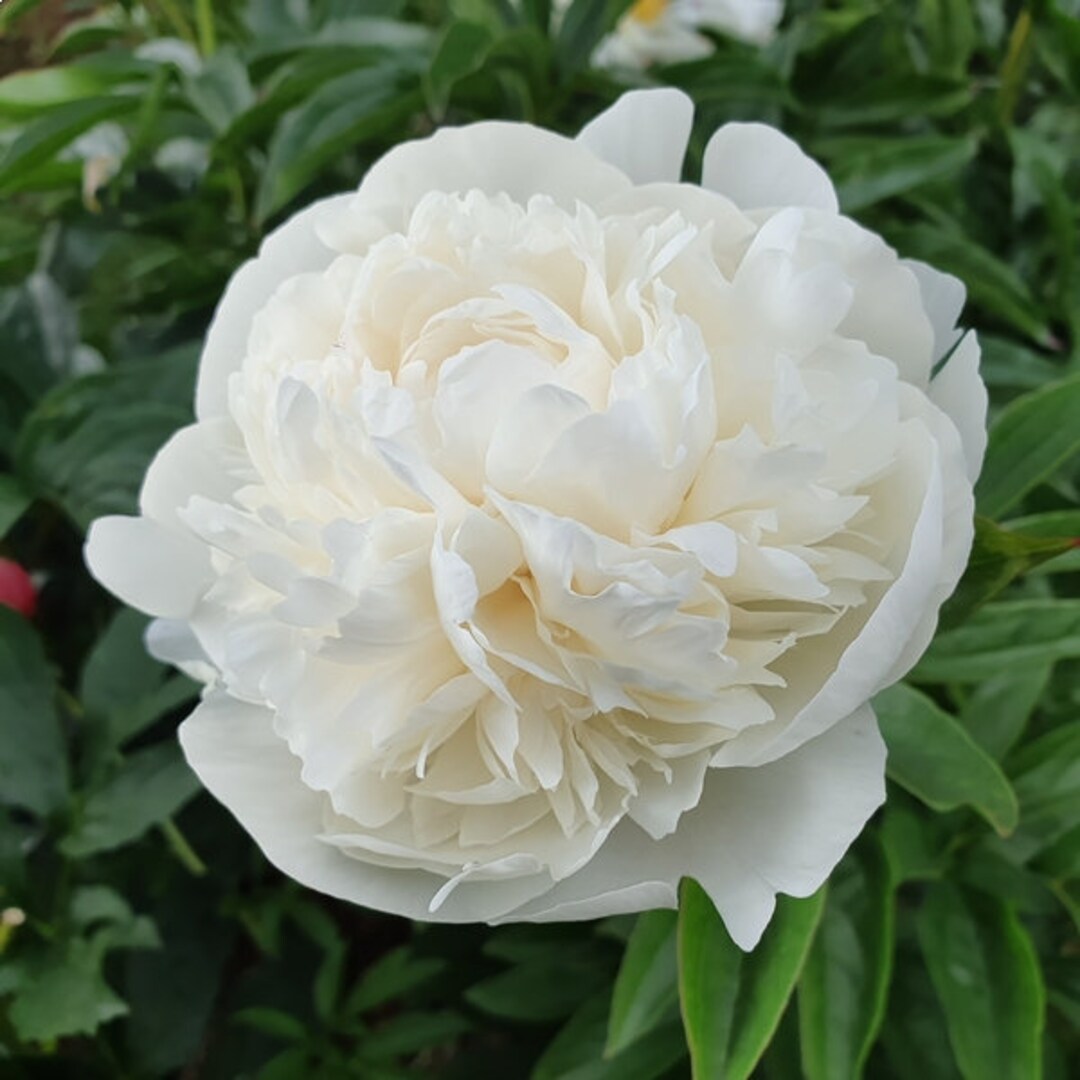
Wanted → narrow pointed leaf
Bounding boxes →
[0,607,69,816]
[875,683,1018,834]
[958,665,1049,760]
[424,20,494,117]
[0,95,139,192]
[917,883,1045,1080]
[799,840,895,1080]
[976,373,1080,518]
[912,600,1080,682]
[678,879,825,1080]
[938,517,1073,630]
[606,909,678,1056]
[534,992,688,1080]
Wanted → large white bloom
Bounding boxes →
[592,0,784,68]
[86,90,985,949]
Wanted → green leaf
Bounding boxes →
[978,335,1066,390]
[0,57,152,117]
[314,941,346,1021]
[555,0,632,76]
[0,94,140,192]
[917,883,1045,1080]
[810,75,972,127]
[912,600,1080,682]
[467,944,611,1022]
[520,0,553,31]
[1009,724,1080,866]
[824,134,978,212]
[233,1007,308,1042]
[880,792,951,884]
[61,742,200,857]
[483,924,596,964]
[799,840,895,1080]
[1032,823,1080,884]
[50,8,132,61]
[255,65,422,223]
[938,517,1074,629]
[976,373,1080,518]
[874,682,1018,834]
[958,664,1049,760]
[955,838,1056,916]
[182,48,255,134]
[1012,140,1076,325]
[668,51,792,114]
[0,273,80,453]
[258,1048,316,1080]
[15,349,196,530]
[222,46,416,148]
[884,223,1052,346]
[79,609,164,716]
[358,1010,471,1060]
[917,0,977,76]
[89,916,160,955]
[0,607,68,817]
[533,992,688,1080]
[0,473,30,538]
[677,879,826,1080]
[124,889,234,1075]
[424,20,494,118]
[70,884,134,927]
[246,15,431,66]
[1006,510,1080,577]
[79,608,196,747]
[606,909,679,1056]
[345,946,446,1015]
[8,939,128,1043]
[881,943,963,1080]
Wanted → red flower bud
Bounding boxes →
[0,558,37,618]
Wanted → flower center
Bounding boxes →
[630,0,670,24]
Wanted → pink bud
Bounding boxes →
[0,558,37,618]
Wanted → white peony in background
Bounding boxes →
[85,89,985,950]
[590,0,784,69]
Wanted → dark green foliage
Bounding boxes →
[0,0,1077,1076]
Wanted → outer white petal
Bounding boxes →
[502,706,886,950]
[179,693,557,922]
[85,515,212,618]
[702,122,838,213]
[876,385,980,684]
[354,121,632,226]
[576,88,693,185]
[905,258,967,363]
[928,332,987,483]
[139,418,247,527]
[195,193,356,420]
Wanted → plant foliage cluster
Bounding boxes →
[0,0,1078,1076]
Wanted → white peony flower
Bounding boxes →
[590,0,784,69]
[85,90,985,950]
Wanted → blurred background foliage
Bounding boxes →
[0,0,1078,1077]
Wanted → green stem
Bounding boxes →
[227,165,249,231]
[999,7,1034,126]
[195,0,217,57]
[161,819,207,876]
